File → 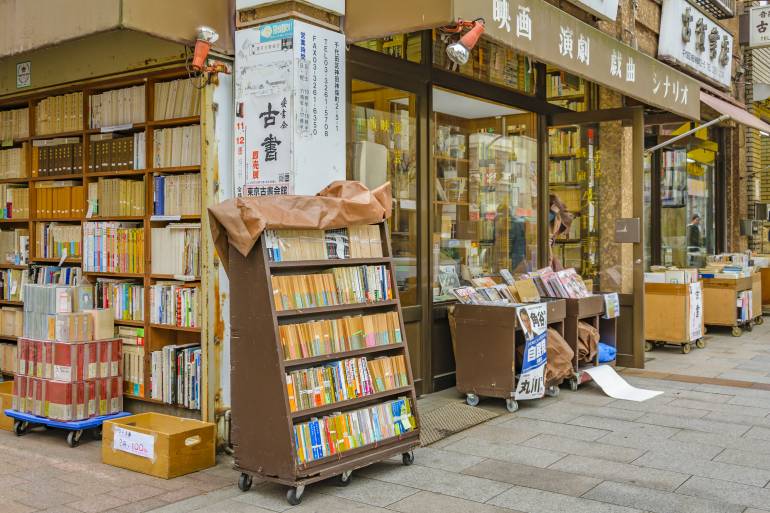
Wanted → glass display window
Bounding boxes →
[431,87,538,301]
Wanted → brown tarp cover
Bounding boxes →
[207,181,392,273]
[577,321,599,363]
[545,328,574,384]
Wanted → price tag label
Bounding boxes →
[113,427,155,460]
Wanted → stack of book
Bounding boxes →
[34,181,85,219]
[89,85,146,128]
[0,107,29,140]
[0,145,27,178]
[644,268,700,284]
[548,128,580,155]
[0,186,29,219]
[33,139,82,176]
[35,92,83,135]
[150,343,201,409]
[21,283,107,341]
[0,228,29,265]
[530,267,591,299]
[88,177,146,217]
[149,282,200,328]
[83,222,144,273]
[271,265,393,311]
[0,269,27,302]
[150,224,200,276]
[89,134,145,172]
[152,173,201,216]
[0,342,16,373]
[153,126,201,168]
[35,223,81,260]
[154,78,202,120]
[265,225,383,262]
[293,397,415,464]
[29,265,82,285]
[279,311,402,360]
[95,279,144,321]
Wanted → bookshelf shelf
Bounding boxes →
[291,386,414,421]
[549,182,581,187]
[88,216,145,221]
[0,300,23,306]
[115,319,145,327]
[549,153,579,160]
[0,219,29,224]
[0,177,30,184]
[270,257,391,269]
[0,334,17,341]
[151,165,201,174]
[149,215,202,222]
[275,300,399,319]
[30,257,82,264]
[149,274,200,281]
[31,130,84,140]
[33,173,84,182]
[32,218,82,223]
[282,343,405,369]
[86,169,148,178]
[548,93,586,101]
[83,271,144,278]
[149,323,202,333]
[85,123,146,134]
[148,116,200,128]
[0,264,28,270]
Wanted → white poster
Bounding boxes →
[657,0,733,89]
[750,6,770,49]
[113,427,155,460]
[584,366,663,402]
[234,20,345,197]
[515,303,548,401]
[689,281,703,341]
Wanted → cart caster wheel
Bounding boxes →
[13,420,27,436]
[545,385,560,398]
[402,451,414,466]
[286,486,304,506]
[732,326,743,337]
[238,473,253,492]
[644,341,653,352]
[681,343,692,354]
[506,398,519,413]
[747,323,754,332]
[466,393,480,407]
[336,470,353,487]
[757,316,765,326]
[92,427,103,441]
[66,430,82,448]
[570,378,579,391]
[695,339,706,349]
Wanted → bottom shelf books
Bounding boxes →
[12,375,123,421]
[293,396,416,465]
[150,344,201,409]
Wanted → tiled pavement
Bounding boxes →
[3,323,770,512]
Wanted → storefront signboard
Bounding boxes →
[658,0,733,90]
[452,0,701,120]
[688,281,703,341]
[749,5,770,49]
[514,303,547,401]
[234,19,346,197]
[236,0,345,15]
[564,0,619,21]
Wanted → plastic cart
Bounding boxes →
[5,409,132,447]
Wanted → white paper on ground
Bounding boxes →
[583,365,663,402]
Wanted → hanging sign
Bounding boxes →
[750,6,770,49]
[515,303,548,401]
[688,281,703,341]
[657,0,733,90]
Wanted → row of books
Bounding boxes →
[150,224,201,276]
[23,309,113,342]
[271,265,393,311]
[0,186,29,219]
[118,326,145,346]
[35,223,81,260]
[546,72,585,98]
[530,267,591,299]
[293,397,415,464]
[549,159,579,184]
[548,128,580,156]
[22,284,95,314]
[89,85,146,128]
[150,343,201,409]
[265,225,383,262]
[34,181,85,219]
[1,269,27,302]
[16,338,121,381]
[35,92,84,135]
[123,344,144,397]
[153,126,201,168]
[88,177,146,217]
[33,141,82,176]
[0,228,29,265]
[0,145,27,179]
[0,107,29,141]
[154,78,201,121]
[149,282,200,328]
[82,222,144,273]
[29,265,82,285]
[12,375,123,421]
[279,311,402,361]
[287,354,409,412]
[90,134,146,172]
[95,279,144,321]
[0,307,22,337]
[152,173,201,216]
[0,342,16,374]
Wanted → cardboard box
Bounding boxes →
[0,381,13,431]
[103,413,216,479]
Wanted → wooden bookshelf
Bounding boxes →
[0,67,207,413]
[230,222,420,505]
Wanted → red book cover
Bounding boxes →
[98,340,109,378]
[32,378,42,416]
[85,341,97,379]
[85,379,96,418]
[52,343,75,383]
[12,375,26,411]
[110,339,121,377]
[17,339,28,376]
[42,341,53,380]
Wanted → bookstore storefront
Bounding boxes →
[345,0,700,393]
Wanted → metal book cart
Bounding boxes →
[228,222,420,506]
[5,409,131,447]
[560,295,617,390]
[644,282,705,354]
[702,276,757,337]
[453,299,566,413]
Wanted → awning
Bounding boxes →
[700,90,770,133]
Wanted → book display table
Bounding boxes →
[644,282,705,354]
[702,276,754,337]
[453,299,566,413]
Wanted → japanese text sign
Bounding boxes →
[515,302,548,401]
[113,427,155,460]
[750,6,770,49]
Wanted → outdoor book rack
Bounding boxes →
[453,299,566,413]
[644,282,705,354]
[702,276,756,337]
[227,222,420,506]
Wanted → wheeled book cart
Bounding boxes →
[644,282,705,354]
[228,222,420,506]
[702,276,754,337]
[5,409,131,447]
[453,299,567,413]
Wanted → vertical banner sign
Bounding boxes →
[234,20,345,197]
[750,6,770,49]
[688,281,703,341]
[515,303,548,401]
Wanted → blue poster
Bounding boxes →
[515,303,548,400]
